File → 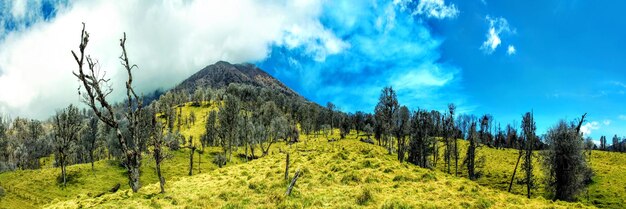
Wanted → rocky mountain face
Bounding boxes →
[174,61,299,97]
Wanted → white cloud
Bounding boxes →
[507,45,516,55]
[394,0,459,19]
[619,115,626,120]
[580,121,600,137]
[0,0,344,119]
[603,120,611,125]
[480,16,514,54]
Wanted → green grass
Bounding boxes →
[435,139,626,208]
[42,132,588,208]
[0,103,617,208]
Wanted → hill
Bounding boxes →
[173,61,300,98]
[0,103,613,208]
[43,131,588,208]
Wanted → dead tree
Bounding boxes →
[188,136,195,176]
[285,169,301,196]
[285,153,290,181]
[72,23,143,192]
[151,115,166,193]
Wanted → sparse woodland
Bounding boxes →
[0,25,624,209]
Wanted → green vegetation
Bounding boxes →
[0,124,591,208]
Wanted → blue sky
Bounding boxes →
[258,0,626,140]
[0,0,624,140]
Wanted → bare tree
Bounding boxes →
[465,121,478,180]
[150,113,166,193]
[53,104,83,187]
[521,112,536,198]
[71,23,144,192]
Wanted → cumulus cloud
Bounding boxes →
[259,0,464,113]
[0,0,344,119]
[580,121,600,137]
[507,45,516,55]
[480,16,514,54]
[603,120,611,125]
[395,0,459,19]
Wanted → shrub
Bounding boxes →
[213,154,227,168]
[341,173,361,184]
[356,188,373,205]
[164,132,182,151]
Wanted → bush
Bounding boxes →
[340,173,361,185]
[164,132,182,151]
[356,188,373,205]
[213,154,227,168]
[0,185,5,198]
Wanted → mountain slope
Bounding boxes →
[45,132,589,209]
[174,61,299,97]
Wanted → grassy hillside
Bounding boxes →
[439,140,626,208]
[42,133,589,208]
[0,103,618,208]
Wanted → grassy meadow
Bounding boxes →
[0,103,622,208]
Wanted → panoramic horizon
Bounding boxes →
[1,1,626,208]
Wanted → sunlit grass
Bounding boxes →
[43,132,587,209]
[0,103,616,208]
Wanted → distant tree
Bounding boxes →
[395,106,410,162]
[339,114,351,139]
[218,94,240,161]
[446,103,457,175]
[259,101,280,156]
[599,136,606,151]
[363,124,373,139]
[354,111,366,136]
[326,102,335,134]
[188,136,196,176]
[612,135,620,152]
[81,111,100,172]
[72,24,144,192]
[542,115,592,201]
[408,109,434,168]
[521,112,536,198]
[375,86,399,154]
[53,105,83,187]
[189,111,196,126]
[203,110,218,148]
[192,87,204,106]
[238,112,254,161]
[465,121,479,180]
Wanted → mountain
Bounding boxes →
[174,61,300,97]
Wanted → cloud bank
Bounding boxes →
[0,0,341,119]
[258,0,464,113]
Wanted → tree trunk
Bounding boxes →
[285,169,301,196]
[285,153,290,181]
[156,159,165,193]
[61,153,66,188]
[128,162,141,193]
[198,150,201,174]
[90,151,95,173]
[189,147,195,176]
[455,137,458,177]
[508,150,523,192]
